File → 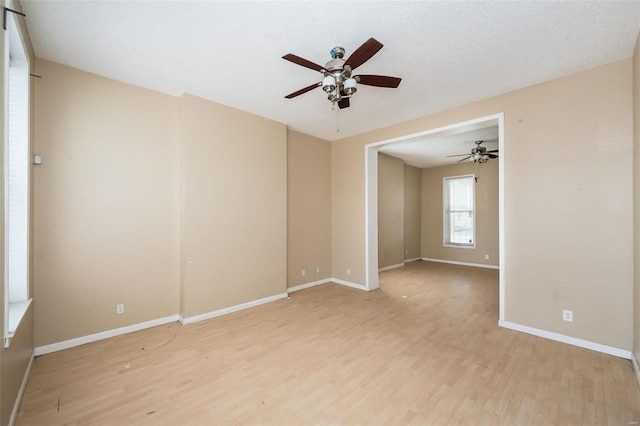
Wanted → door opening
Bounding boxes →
[364,113,505,322]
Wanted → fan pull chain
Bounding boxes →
[336,106,340,133]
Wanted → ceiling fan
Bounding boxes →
[447,140,499,164]
[282,38,402,109]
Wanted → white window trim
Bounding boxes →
[3,3,31,348]
[443,174,476,249]
[5,299,31,347]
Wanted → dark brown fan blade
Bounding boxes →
[345,38,383,70]
[447,153,472,157]
[488,149,499,153]
[356,75,401,88]
[457,156,472,162]
[488,154,499,158]
[282,54,327,73]
[285,82,321,99]
[338,97,350,109]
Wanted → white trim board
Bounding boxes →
[421,257,499,270]
[291,278,368,293]
[287,279,331,293]
[332,278,368,291]
[34,315,179,356]
[378,263,404,272]
[34,293,290,355]
[499,320,631,359]
[632,353,640,391]
[404,258,420,263]
[9,349,34,426]
[497,115,505,322]
[5,299,32,348]
[364,144,379,291]
[179,293,288,325]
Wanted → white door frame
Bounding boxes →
[364,112,505,322]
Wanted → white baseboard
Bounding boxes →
[34,315,179,356]
[35,293,290,354]
[332,278,367,291]
[422,257,499,270]
[287,278,331,293]
[293,278,368,292]
[378,263,404,272]
[499,320,631,359]
[404,257,420,263]
[31,280,367,358]
[632,353,640,390]
[9,350,34,426]
[179,292,288,325]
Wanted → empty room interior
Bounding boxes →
[2,1,640,424]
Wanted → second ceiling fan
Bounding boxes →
[447,140,499,164]
[282,38,402,109]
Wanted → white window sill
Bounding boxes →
[444,244,476,249]
[4,298,32,348]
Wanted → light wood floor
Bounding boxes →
[17,261,640,425]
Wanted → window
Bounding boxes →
[443,175,475,248]
[4,7,31,348]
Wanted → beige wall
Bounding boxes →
[287,130,331,287]
[32,60,180,346]
[32,62,287,337]
[377,157,422,268]
[378,153,404,268]
[32,62,288,340]
[633,31,640,363]
[404,165,422,261]
[332,59,633,350]
[421,161,498,266]
[331,137,366,280]
[1,1,35,424]
[179,94,286,318]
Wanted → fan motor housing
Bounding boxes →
[325,58,346,73]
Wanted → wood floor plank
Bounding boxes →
[16,261,640,425]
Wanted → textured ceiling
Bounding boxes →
[21,1,640,141]
[379,125,499,169]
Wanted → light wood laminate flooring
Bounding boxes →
[17,261,640,425]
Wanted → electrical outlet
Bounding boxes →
[116,304,124,315]
[563,309,573,322]
[484,254,490,260]
[347,268,351,275]
[316,266,320,274]
[301,269,306,276]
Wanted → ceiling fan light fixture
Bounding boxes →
[467,152,485,163]
[282,38,401,110]
[448,140,498,164]
[322,76,336,93]
[344,78,357,95]
[471,153,488,164]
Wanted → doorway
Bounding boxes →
[364,113,505,322]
